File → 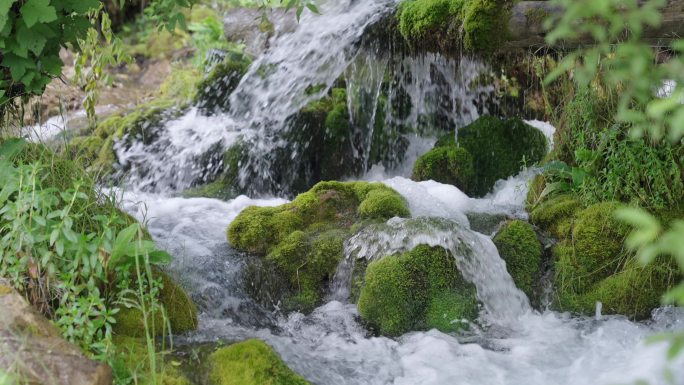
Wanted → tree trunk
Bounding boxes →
[506,0,684,48]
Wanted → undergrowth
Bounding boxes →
[0,138,177,384]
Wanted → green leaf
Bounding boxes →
[20,0,58,28]
[0,0,18,31]
[306,3,319,14]
[111,224,139,265]
[62,0,100,13]
[40,55,63,76]
[17,23,47,56]
[1,53,36,81]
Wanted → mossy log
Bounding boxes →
[506,0,684,48]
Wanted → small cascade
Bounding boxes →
[346,217,530,325]
[326,255,356,303]
[110,0,497,197]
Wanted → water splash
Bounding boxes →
[346,217,530,325]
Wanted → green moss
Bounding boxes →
[529,195,581,238]
[412,145,475,190]
[397,0,510,52]
[159,65,202,103]
[230,181,409,312]
[183,142,248,200]
[571,202,629,283]
[462,0,511,52]
[398,0,465,51]
[111,336,192,385]
[357,188,411,220]
[195,53,252,113]
[208,339,310,385]
[550,202,673,319]
[114,271,198,337]
[422,116,547,196]
[425,290,478,332]
[493,220,543,299]
[357,245,477,336]
[577,261,674,319]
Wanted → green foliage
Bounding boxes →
[114,270,198,337]
[357,245,478,336]
[411,145,475,190]
[0,138,179,360]
[229,181,409,312]
[493,220,543,299]
[208,339,311,385]
[550,85,684,211]
[0,0,100,106]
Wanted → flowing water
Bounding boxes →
[90,0,684,383]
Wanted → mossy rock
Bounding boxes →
[397,0,511,52]
[411,145,475,190]
[415,116,547,197]
[183,142,248,200]
[114,271,198,337]
[455,116,547,196]
[462,0,511,52]
[397,0,465,52]
[111,336,192,385]
[575,261,675,319]
[570,202,630,281]
[550,202,675,319]
[357,245,478,336]
[493,220,542,299]
[229,181,410,313]
[195,53,252,114]
[208,339,310,385]
[529,195,581,239]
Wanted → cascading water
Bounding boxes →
[99,1,684,384]
[109,0,496,196]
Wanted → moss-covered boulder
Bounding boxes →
[114,271,198,337]
[195,53,252,114]
[357,245,478,336]
[570,202,630,282]
[208,339,310,385]
[183,141,248,200]
[228,181,410,312]
[550,202,677,319]
[529,195,581,239]
[493,220,542,300]
[413,116,547,196]
[397,0,512,52]
[412,145,474,189]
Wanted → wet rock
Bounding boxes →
[208,339,311,385]
[223,8,298,57]
[0,280,113,385]
[228,181,410,313]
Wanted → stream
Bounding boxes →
[38,0,684,383]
